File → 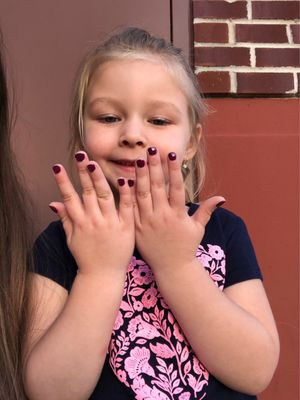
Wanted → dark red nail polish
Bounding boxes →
[148,147,157,156]
[168,152,176,161]
[118,178,125,186]
[87,164,96,173]
[52,165,61,174]
[216,200,226,208]
[128,179,134,187]
[49,205,58,213]
[136,159,145,168]
[75,152,85,162]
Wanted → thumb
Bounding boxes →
[192,196,226,228]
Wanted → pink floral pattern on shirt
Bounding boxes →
[109,244,226,399]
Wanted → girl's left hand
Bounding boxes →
[133,147,225,274]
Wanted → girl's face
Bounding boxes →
[83,59,198,190]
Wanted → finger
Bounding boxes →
[117,178,134,224]
[129,179,141,227]
[135,158,153,219]
[74,152,101,216]
[86,162,116,217]
[52,164,84,221]
[49,202,72,238]
[167,152,186,210]
[193,196,226,227]
[147,147,168,210]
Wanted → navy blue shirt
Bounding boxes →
[33,205,262,399]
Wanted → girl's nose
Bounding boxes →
[119,119,147,148]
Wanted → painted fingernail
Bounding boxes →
[87,164,96,173]
[148,147,157,156]
[52,165,61,174]
[168,152,177,161]
[49,205,58,213]
[118,177,126,186]
[75,152,85,162]
[136,159,145,168]
[128,179,135,187]
[216,200,226,208]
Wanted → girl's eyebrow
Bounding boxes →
[147,100,181,115]
[87,98,181,115]
[87,97,121,108]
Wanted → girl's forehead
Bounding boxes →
[89,58,189,101]
[91,58,179,84]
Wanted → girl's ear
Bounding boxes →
[185,123,202,160]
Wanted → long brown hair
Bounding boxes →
[0,34,32,400]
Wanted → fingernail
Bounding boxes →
[168,152,176,161]
[216,200,226,208]
[148,147,157,156]
[136,159,145,168]
[118,177,125,186]
[52,165,61,174]
[49,205,58,213]
[75,152,85,162]
[128,179,134,187]
[87,164,96,173]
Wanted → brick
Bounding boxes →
[298,73,300,94]
[236,24,288,43]
[197,71,230,93]
[291,25,300,44]
[237,73,294,94]
[252,1,300,20]
[193,0,247,19]
[256,48,300,67]
[194,23,228,43]
[194,47,250,67]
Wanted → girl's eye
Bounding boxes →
[97,115,120,124]
[149,118,171,126]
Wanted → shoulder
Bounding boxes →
[37,220,66,241]
[34,220,67,254]
[188,202,262,287]
[33,220,77,291]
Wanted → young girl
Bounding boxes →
[24,27,279,400]
[0,32,32,399]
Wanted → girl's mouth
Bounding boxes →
[113,160,136,167]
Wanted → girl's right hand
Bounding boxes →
[49,151,135,276]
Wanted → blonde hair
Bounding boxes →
[70,27,207,201]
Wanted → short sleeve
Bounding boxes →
[189,204,263,289]
[223,213,263,288]
[32,221,77,292]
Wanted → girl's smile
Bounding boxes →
[83,59,196,188]
[111,158,138,174]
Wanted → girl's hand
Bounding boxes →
[133,147,225,273]
[49,152,135,276]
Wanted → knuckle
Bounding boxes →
[121,200,132,209]
[137,190,150,199]
[61,215,68,224]
[172,181,183,191]
[152,179,165,190]
[205,208,213,218]
[82,186,95,196]
[96,190,112,201]
[149,157,160,166]
[63,191,75,203]
[78,166,88,174]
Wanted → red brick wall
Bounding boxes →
[193,0,300,95]
[192,3,299,399]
